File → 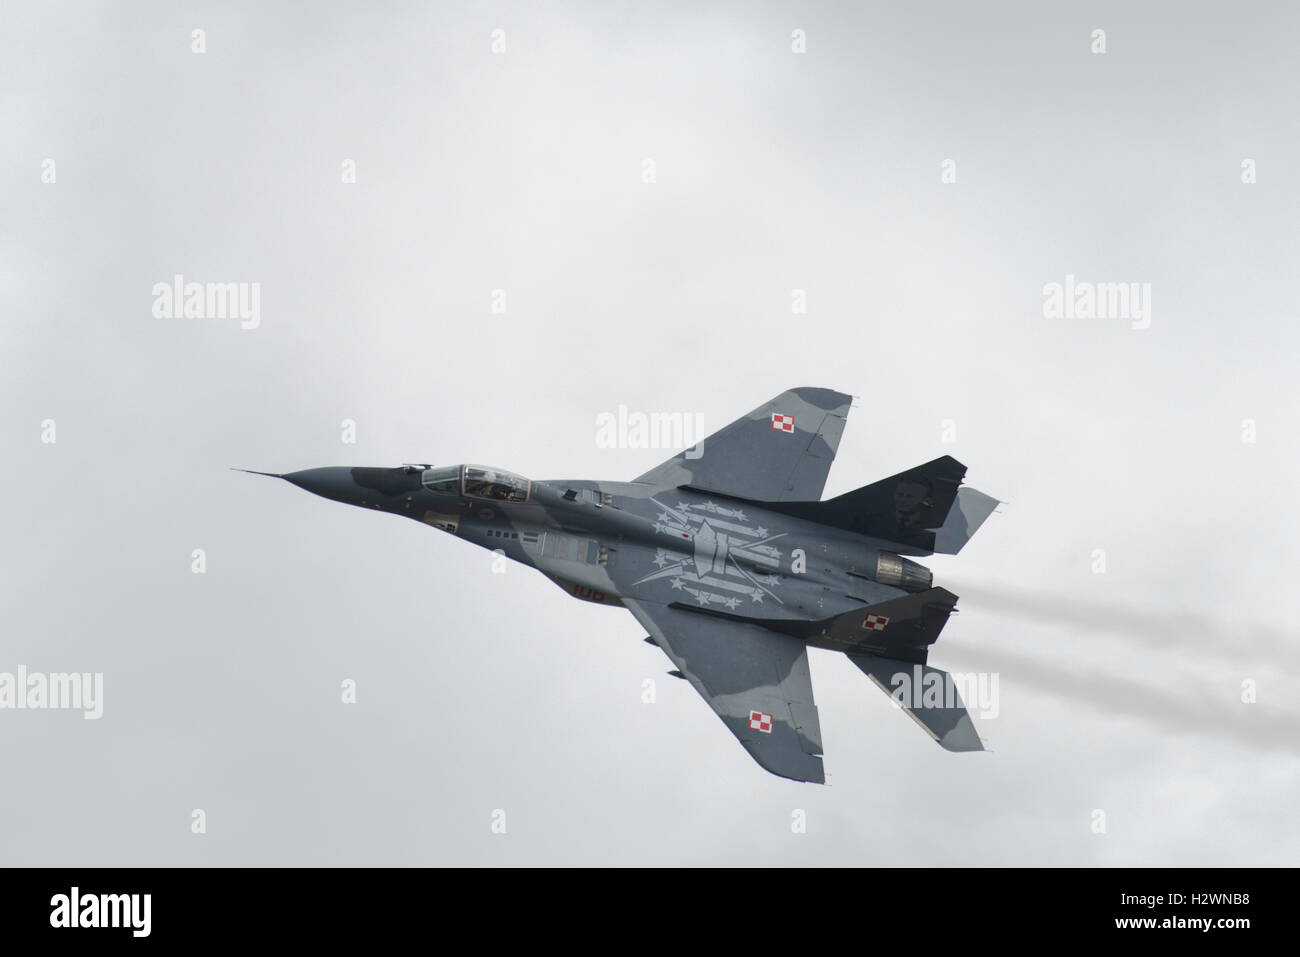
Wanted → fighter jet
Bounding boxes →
[245,387,999,783]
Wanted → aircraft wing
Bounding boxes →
[632,387,852,502]
[624,598,825,783]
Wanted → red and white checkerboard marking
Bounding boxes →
[861,613,890,632]
[770,413,794,433]
[748,710,773,733]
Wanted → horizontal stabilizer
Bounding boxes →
[848,655,984,752]
[806,587,958,664]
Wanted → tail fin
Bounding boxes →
[933,486,1000,555]
[765,455,997,554]
[848,655,984,752]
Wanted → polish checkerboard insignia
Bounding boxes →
[748,710,773,733]
[862,613,889,631]
[770,413,794,433]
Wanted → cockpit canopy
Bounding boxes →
[420,465,531,503]
[419,465,461,496]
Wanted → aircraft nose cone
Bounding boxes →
[282,467,363,505]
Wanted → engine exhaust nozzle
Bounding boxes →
[875,551,933,592]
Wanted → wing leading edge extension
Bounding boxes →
[625,598,825,783]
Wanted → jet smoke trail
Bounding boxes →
[945,579,1297,673]
[939,640,1300,757]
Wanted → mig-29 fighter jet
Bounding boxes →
[244,388,999,783]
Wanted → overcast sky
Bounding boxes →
[3,0,1298,866]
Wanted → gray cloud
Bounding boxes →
[3,0,1298,866]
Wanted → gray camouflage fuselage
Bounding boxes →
[283,466,920,649]
[251,387,999,783]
